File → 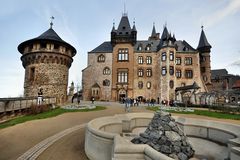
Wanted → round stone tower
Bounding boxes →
[18,24,76,104]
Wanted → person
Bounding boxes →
[125,97,130,112]
[37,88,43,105]
[77,93,81,105]
[91,96,95,104]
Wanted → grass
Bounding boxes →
[147,106,240,120]
[0,106,106,129]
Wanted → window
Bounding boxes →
[54,44,59,50]
[169,66,174,75]
[98,54,105,62]
[138,56,143,64]
[138,44,142,51]
[162,66,167,75]
[185,70,193,78]
[169,80,174,89]
[176,57,181,65]
[185,57,192,65]
[146,82,151,89]
[176,70,181,78]
[162,52,166,61]
[30,67,35,81]
[138,69,144,77]
[103,67,111,75]
[201,67,206,73]
[138,81,143,89]
[146,68,152,77]
[146,44,151,51]
[118,71,128,83]
[118,48,129,61]
[103,79,110,86]
[203,76,208,82]
[146,56,152,64]
[170,52,174,61]
[40,43,47,49]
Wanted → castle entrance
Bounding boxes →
[118,89,127,102]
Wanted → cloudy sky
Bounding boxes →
[0,0,240,97]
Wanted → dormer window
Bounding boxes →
[138,44,143,51]
[146,44,151,51]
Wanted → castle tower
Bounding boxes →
[110,14,137,101]
[148,23,160,40]
[197,26,212,87]
[158,26,176,102]
[18,21,76,104]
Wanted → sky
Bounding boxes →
[0,0,240,97]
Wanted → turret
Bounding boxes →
[111,14,137,46]
[197,26,212,86]
[18,19,76,104]
[148,23,160,40]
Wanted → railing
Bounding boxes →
[0,97,56,114]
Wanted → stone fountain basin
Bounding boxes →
[85,113,240,160]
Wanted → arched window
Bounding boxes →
[146,82,151,89]
[103,79,110,86]
[98,54,105,62]
[138,69,144,77]
[103,67,111,75]
[138,81,143,89]
[170,52,174,61]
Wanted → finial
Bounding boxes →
[153,22,155,26]
[133,18,135,25]
[50,16,54,28]
[123,2,127,16]
[201,25,204,30]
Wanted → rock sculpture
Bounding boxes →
[131,111,194,160]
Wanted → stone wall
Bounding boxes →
[20,42,74,104]
[82,52,112,101]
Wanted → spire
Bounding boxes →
[161,25,169,40]
[132,19,137,32]
[117,14,132,34]
[50,16,54,29]
[111,21,116,32]
[197,26,211,52]
[151,23,157,37]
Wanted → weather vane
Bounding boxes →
[50,16,54,28]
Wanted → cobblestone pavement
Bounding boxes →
[0,101,239,160]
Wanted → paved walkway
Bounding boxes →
[0,101,239,160]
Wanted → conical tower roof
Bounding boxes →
[18,27,76,55]
[151,24,157,37]
[116,15,132,35]
[197,27,211,52]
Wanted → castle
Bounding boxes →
[18,22,76,104]
[82,13,212,104]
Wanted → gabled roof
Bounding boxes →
[197,28,211,50]
[18,28,76,55]
[92,83,100,88]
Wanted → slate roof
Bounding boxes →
[211,69,228,79]
[116,15,132,35]
[18,28,76,55]
[89,39,196,53]
[197,29,211,50]
[89,42,113,53]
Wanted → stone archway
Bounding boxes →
[118,89,127,102]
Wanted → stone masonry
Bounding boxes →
[131,111,195,160]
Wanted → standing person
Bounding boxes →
[91,96,95,104]
[77,93,81,105]
[37,88,43,105]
